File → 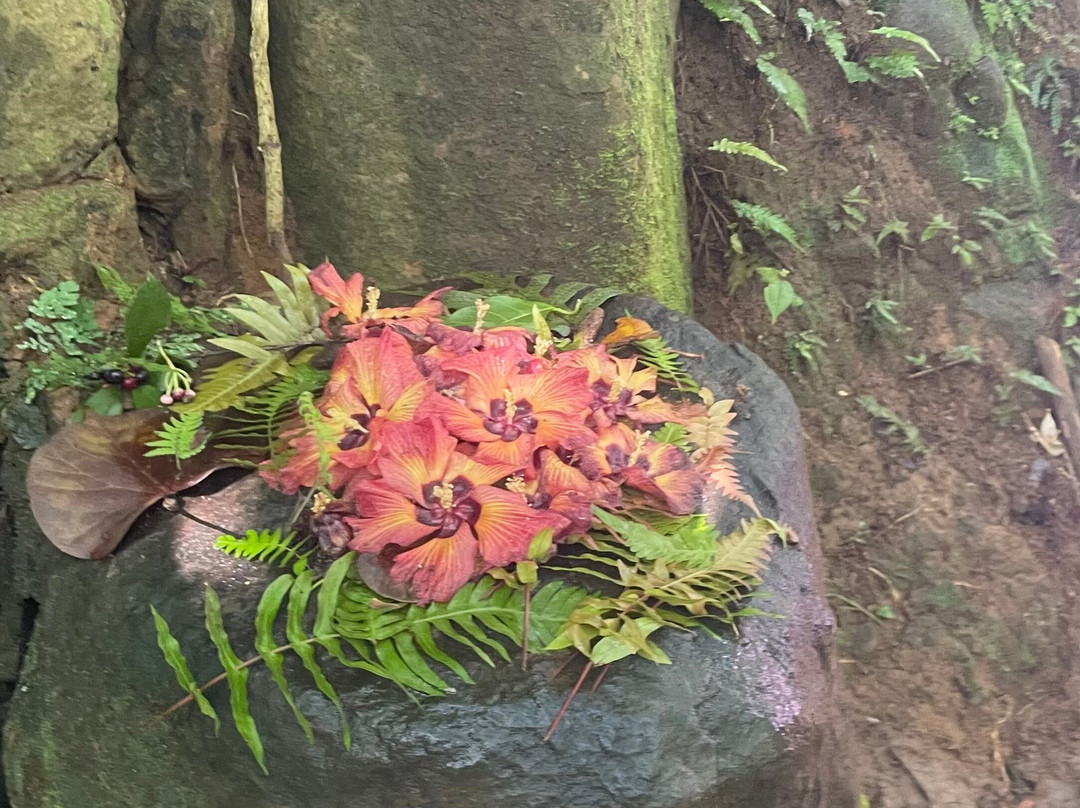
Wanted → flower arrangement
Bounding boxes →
[23,263,788,770]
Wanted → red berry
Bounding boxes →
[122,377,138,391]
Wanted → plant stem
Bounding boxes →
[163,498,243,539]
[543,660,593,743]
[521,583,531,671]
[158,634,337,719]
[250,0,291,263]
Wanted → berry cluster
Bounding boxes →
[87,366,149,392]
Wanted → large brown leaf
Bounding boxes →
[26,410,242,559]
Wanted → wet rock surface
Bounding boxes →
[2,298,848,808]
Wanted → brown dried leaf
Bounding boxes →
[27,410,240,559]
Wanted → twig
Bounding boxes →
[250,0,291,263]
[162,497,242,539]
[232,163,253,257]
[543,660,593,742]
[521,583,531,671]
[589,664,610,693]
[826,592,884,626]
[906,357,974,379]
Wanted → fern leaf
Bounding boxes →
[215,529,311,572]
[869,27,942,62]
[756,56,811,133]
[150,605,220,733]
[686,396,757,511]
[204,586,266,773]
[634,337,699,391]
[652,421,690,450]
[709,138,787,172]
[334,577,587,690]
[592,507,717,567]
[253,574,314,743]
[144,412,209,462]
[206,336,279,362]
[175,354,289,414]
[287,569,351,748]
[731,200,804,252]
[700,0,762,44]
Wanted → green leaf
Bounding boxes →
[709,138,787,172]
[699,0,762,44]
[731,200,804,252]
[869,27,942,62]
[1008,369,1062,396]
[592,507,717,567]
[125,278,173,358]
[206,336,279,362]
[652,421,690,449]
[174,355,289,414]
[875,219,911,248]
[84,385,124,416]
[756,55,811,133]
[150,605,219,733]
[215,529,311,572]
[443,295,574,330]
[253,574,313,742]
[144,411,209,462]
[204,587,266,773]
[763,279,798,323]
[287,569,351,748]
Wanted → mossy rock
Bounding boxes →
[0,179,147,340]
[268,0,691,311]
[0,0,122,191]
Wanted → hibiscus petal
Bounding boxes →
[624,467,704,515]
[385,379,431,422]
[443,346,524,411]
[309,262,367,322]
[472,486,568,566]
[349,483,433,553]
[516,366,592,415]
[388,523,478,604]
[424,393,494,444]
[330,328,423,405]
[473,433,537,471]
[533,414,597,452]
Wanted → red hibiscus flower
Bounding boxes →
[345,420,569,603]
[578,423,704,515]
[425,346,596,469]
[559,345,679,428]
[308,262,446,338]
[264,329,429,494]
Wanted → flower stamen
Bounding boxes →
[431,482,456,509]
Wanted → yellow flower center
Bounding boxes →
[607,378,623,403]
[431,482,456,509]
[311,491,333,517]
[473,298,490,334]
[504,474,527,495]
[364,286,381,317]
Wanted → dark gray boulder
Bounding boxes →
[2,298,849,808]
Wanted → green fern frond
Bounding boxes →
[218,266,325,349]
[699,0,763,44]
[335,576,588,689]
[708,138,787,172]
[549,518,778,664]
[731,200,804,252]
[297,391,335,490]
[215,528,312,573]
[755,55,811,133]
[174,354,289,414]
[869,26,942,62]
[652,421,691,451]
[633,337,699,392]
[144,412,209,465]
[592,507,718,567]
